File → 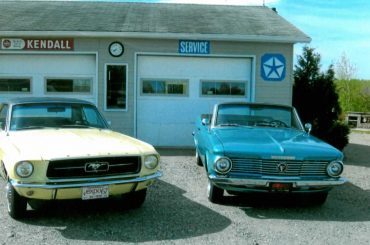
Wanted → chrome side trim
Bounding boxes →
[208,174,347,188]
[10,171,162,189]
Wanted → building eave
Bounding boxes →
[0,31,312,44]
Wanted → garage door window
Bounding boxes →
[46,78,92,93]
[142,79,188,96]
[106,64,127,110]
[0,78,31,93]
[201,80,246,96]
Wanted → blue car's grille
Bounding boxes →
[230,158,329,177]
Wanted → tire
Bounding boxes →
[6,182,27,219]
[196,150,203,167]
[207,179,223,203]
[125,189,147,209]
[311,192,328,206]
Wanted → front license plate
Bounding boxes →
[270,183,292,192]
[82,185,109,200]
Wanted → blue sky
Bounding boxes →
[265,0,370,79]
[71,0,370,79]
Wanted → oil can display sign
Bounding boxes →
[1,38,74,50]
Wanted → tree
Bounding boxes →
[336,79,370,112]
[335,53,357,112]
[293,46,349,150]
[335,52,356,80]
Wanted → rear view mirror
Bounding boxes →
[201,118,209,126]
[304,123,312,134]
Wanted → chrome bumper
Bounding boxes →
[10,171,162,189]
[209,174,347,188]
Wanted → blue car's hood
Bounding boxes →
[213,127,342,160]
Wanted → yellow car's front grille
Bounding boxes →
[46,156,141,178]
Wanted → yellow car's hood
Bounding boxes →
[7,128,154,160]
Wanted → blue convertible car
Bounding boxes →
[193,102,346,204]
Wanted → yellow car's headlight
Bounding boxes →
[144,155,159,169]
[15,161,34,178]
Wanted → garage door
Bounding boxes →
[137,55,253,147]
[0,54,96,104]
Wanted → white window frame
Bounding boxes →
[140,78,189,97]
[200,79,248,98]
[44,76,94,94]
[104,63,128,112]
[0,76,33,94]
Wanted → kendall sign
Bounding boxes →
[1,38,74,51]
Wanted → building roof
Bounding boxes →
[0,1,311,43]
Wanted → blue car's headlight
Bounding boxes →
[214,157,232,174]
[326,161,343,177]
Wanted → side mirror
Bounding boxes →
[201,118,209,126]
[304,123,312,134]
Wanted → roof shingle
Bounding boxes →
[0,1,310,43]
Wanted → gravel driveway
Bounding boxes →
[0,133,369,245]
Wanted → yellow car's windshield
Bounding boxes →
[10,103,108,131]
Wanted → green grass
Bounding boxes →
[351,129,370,134]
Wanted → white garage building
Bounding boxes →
[0,1,310,147]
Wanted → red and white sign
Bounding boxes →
[1,38,74,50]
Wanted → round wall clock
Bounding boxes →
[109,42,124,57]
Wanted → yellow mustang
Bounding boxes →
[0,97,161,219]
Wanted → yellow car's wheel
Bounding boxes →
[6,182,27,219]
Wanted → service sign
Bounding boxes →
[1,38,74,51]
[179,40,210,54]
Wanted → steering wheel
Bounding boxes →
[269,120,288,128]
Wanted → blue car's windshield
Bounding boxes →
[10,103,108,131]
[216,104,302,129]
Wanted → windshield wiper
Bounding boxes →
[61,124,93,128]
[218,123,252,128]
[15,126,55,130]
[219,123,241,127]
[254,121,271,127]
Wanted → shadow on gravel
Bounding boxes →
[22,180,231,243]
[156,148,195,156]
[343,143,370,168]
[230,182,370,222]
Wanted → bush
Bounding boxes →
[321,121,350,151]
[293,47,350,150]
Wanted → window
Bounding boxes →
[0,78,31,92]
[10,103,107,130]
[0,104,8,130]
[215,104,301,129]
[106,64,127,110]
[142,79,188,96]
[201,80,246,96]
[46,78,92,93]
